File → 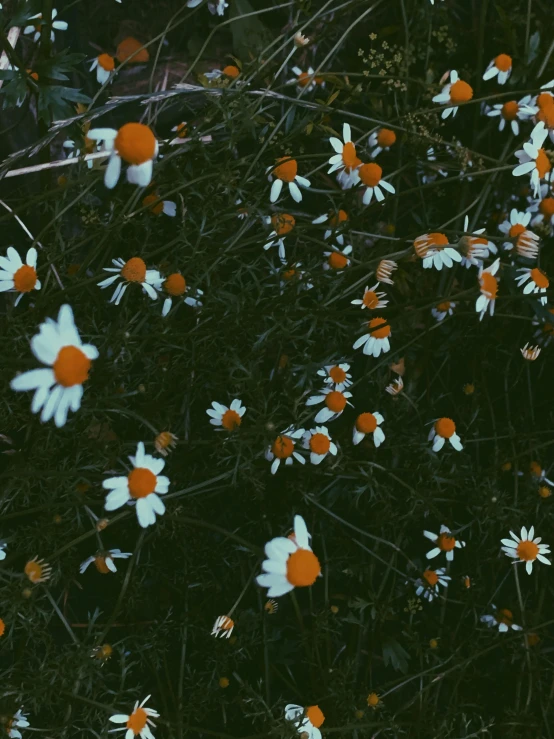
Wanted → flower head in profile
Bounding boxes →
[527,183,554,230]
[459,216,497,268]
[385,376,403,396]
[415,568,451,601]
[265,426,306,474]
[353,412,385,447]
[515,267,549,305]
[353,317,391,357]
[433,70,473,118]
[25,557,52,584]
[103,442,170,528]
[312,209,349,239]
[154,431,178,456]
[98,257,163,305]
[351,283,388,310]
[90,53,115,84]
[520,343,541,361]
[323,236,353,271]
[24,9,67,42]
[424,525,466,561]
[414,233,462,270]
[316,363,352,391]
[376,259,397,284]
[476,258,500,320]
[429,417,463,452]
[257,515,321,597]
[293,32,310,48]
[501,526,551,574]
[513,121,552,197]
[285,704,325,739]
[0,247,41,306]
[206,399,246,430]
[264,213,296,261]
[211,615,234,638]
[87,123,159,189]
[268,157,311,203]
[357,162,395,205]
[109,695,159,739]
[432,301,456,322]
[303,426,337,465]
[6,708,30,739]
[159,272,200,317]
[10,304,98,428]
[481,606,522,632]
[306,387,353,424]
[483,54,512,84]
[79,549,132,575]
[368,127,397,157]
[498,209,540,259]
[142,194,176,218]
[328,123,361,187]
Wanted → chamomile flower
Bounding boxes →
[87,123,159,189]
[159,273,199,317]
[413,233,462,270]
[0,542,6,560]
[142,194,176,217]
[264,213,296,261]
[432,70,474,118]
[289,66,323,93]
[268,157,310,203]
[513,121,552,197]
[98,257,163,305]
[498,209,540,259]
[486,96,531,136]
[109,695,159,739]
[305,387,353,423]
[208,0,229,14]
[206,399,246,430]
[357,162,395,205]
[476,258,500,320]
[515,267,549,304]
[312,209,349,239]
[154,431,178,456]
[527,183,554,229]
[481,606,522,632]
[533,307,554,345]
[483,54,512,85]
[352,412,385,446]
[368,127,397,157]
[0,247,40,306]
[103,442,170,529]
[265,426,306,474]
[80,549,132,574]
[294,32,310,48]
[303,426,338,465]
[257,515,321,597]
[24,557,52,583]
[385,376,403,395]
[415,568,451,601]
[459,216,497,268]
[10,304,98,428]
[351,283,389,310]
[501,526,551,574]
[6,708,29,739]
[423,525,466,561]
[432,301,456,321]
[376,259,397,284]
[211,615,234,638]
[90,53,115,84]
[279,263,313,292]
[171,122,188,140]
[24,9,67,42]
[353,317,391,357]
[316,363,352,391]
[204,64,240,82]
[328,123,362,186]
[285,705,325,739]
[521,342,541,361]
[428,417,463,452]
[529,461,554,485]
[323,237,353,270]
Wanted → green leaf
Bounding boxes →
[382,637,410,674]
[37,85,91,125]
[230,0,272,62]
[528,32,540,65]
[35,51,86,82]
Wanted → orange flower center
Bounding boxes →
[142,194,164,215]
[363,290,379,308]
[429,232,449,247]
[221,409,241,430]
[297,71,313,87]
[537,106,554,128]
[306,706,325,729]
[496,608,513,625]
[377,128,396,147]
[223,65,240,78]
[494,53,512,72]
[423,569,439,586]
[271,435,294,459]
[175,122,187,138]
[328,252,348,270]
[116,37,150,64]
[121,257,147,283]
[530,460,542,477]
[325,391,347,413]
[164,273,186,296]
[539,197,554,216]
[436,301,451,312]
[329,366,346,383]
[537,92,554,110]
[516,539,539,561]
[501,101,518,120]
[0,619,5,637]
[536,149,552,179]
[367,693,380,707]
[282,268,297,281]
[530,267,549,289]
[24,560,43,583]
[286,549,321,586]
[509,223,525,238]
[449,79,473,104]
[273,158,298,182]
[127,468,157,499]
[115,123,156,165]
[271,213,296,236]
[13,264,37,292]
[98,53,115,71]
[342,141,358,168]
[437,533,456,551]
[356,413,377,434]
[309,433,330,455]
[480,272,498,299]
[53,346,91,387]
[94,556,111,574]
[368,317,390,339]
[328,209,348,227]
[359,162,382,187]
[127,707,148,735]
[435,417,455,438]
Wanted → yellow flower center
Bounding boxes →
[286,549,321,586]
[435,417,455,438]
[501,101,518,120]
[121,257,147,282]
[222,409,241,430]
[329,366,346,383]
[359,162,382,187]
[325,391,347,413]
[127,468,157,499]
[98,53,115,71]
[13,264,37,293]
[53,346,91,387]
[271,435,294,459]
[377,128,396,147]
[127,707,148,735]
[450,79,473,104]
[494,53,512,72]
[306,706,325,729]
[115,123,156,165]
[309,433,330,455]
[356,413,377,434]
[368,317,390,339]
[164,273,186,296]
[273,158,298,182]
[516,540,539,561]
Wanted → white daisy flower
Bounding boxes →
[357,162,395,205]
[303,426,337,465]
[159,273,200,317]
[481,605,522,632]
[285,705,325,739]
[482,54,512,85]
[87,123,159,189]
[328,123,362,186]
[413,232,462,270]
[90,53,115,84]
[323,235,353,271]
[263,213,296,262]
[267,157,310,203]
[459,216,497,268]
[352,411,385,446]
[515,267,549,305]
[501,526,551,574]
[142,194,176,217]
[418,146,448,184]
[208,0,229,14]
[103,442,170,529]
[527,183,554,229]
[423,524,466,562]
[265,426,306,475]
[376,259,397,284]
[289,66,323,93]
[498,208,540,259]
[10,305,98,428]
[79,549,132,574]
[351,283,388,310]
[385,376,403,395]
[109,695,159,739]
[312,209,349,239]
[428,417,463,452]
[171,122,188,140]
[513,121,552,197]
[211,615,234,638]
[432,70,474,119]
[0,246,41,306]
[520,342,541,361]
[353,317,391,357]
[431,301,456,322]
[486,96,531,136]
[367,127,397,157]
[24,9,67,42]
[97,257,164,305]
[305,387,353,423]
[316,363,352,391]
[206,399,245,430]
[7,708,30,739]
[256,515,321,597]
[476,258,500,320]
[414,567,451,601]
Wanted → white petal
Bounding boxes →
[11,368,55,392]
[127,160,153,187]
